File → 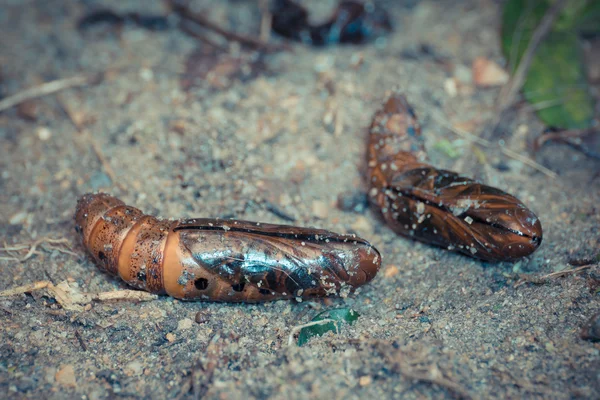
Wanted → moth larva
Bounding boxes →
[75,193,381,302]
[367,93,543,261]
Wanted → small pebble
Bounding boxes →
[359,376,372,386]
[124,360,143,376]
[444,78,458,97]
[9,211,28,225]
[37,127,52,141]
[581,312,600,342]
[195,311,211,324]
[351,216,372,234]
[472,56,509,87]
[17,100,38,121]
[177,318,194,331]
[55,365,76,388]
[312,200,329,219]
[165,332,176,342]
[384,265,399,278]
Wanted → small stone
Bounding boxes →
[351,216,372,234]
[55,365,76,388]
[177,318,194,331]
[17,100,38,121]
[581,312,600,342]
[279,193,292,207]
[384,265,399,278]
[170,119,187,135]
[139,67,154,81]
[444,78,458,97]
[288,161,307,184]
[37,127,52,141]
[359,375,372,386]
[166,332,176,342]
[312,200,329,219]
[472,57,509,87]
[124,360,143,376]
[195,311,211,324]
[9,211,28,225]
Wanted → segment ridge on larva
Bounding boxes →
[367,93,542,261]
[75,193,381,302]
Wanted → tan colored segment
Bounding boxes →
[75,193,125,248]
[118,217,170,294]
[117,215,153,289]
[86,206,142,275]
[162,231,186,299]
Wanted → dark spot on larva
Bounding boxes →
[258,288,271,295]
[232,282,245,292]
[194,278,209,290]
[98,251,106,261]
[137,271,147,282]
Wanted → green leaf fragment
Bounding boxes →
[523,32,594,128]
[297,308,360,346]
[501,0,596,129]
[433,139,462,159]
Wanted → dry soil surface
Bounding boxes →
[1,1,599,399]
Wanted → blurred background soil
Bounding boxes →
[0,0,598,399]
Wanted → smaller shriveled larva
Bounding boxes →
[75,193,381,302]
[367,93,543,261]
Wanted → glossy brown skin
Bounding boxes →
[368,94,542,261]
[75,193,381,302]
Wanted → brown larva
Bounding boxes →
[367,93,543,261]
[75,193,381,302]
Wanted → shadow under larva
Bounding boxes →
[75,193,381,302]
[367,93,543,262]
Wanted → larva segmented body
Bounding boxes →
[75,193,381,302]
[368,94,543,261]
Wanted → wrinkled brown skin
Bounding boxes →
[368,94,542,261]
[75,193,381,302]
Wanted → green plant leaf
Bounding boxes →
[522,32,594,128]
[501,0,595,129]
[297,308,360,346]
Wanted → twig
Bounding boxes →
[533,126,600,160]
[514,264,595,287]
[167,0,286,52]
[0,280,54,297]
[0,74,99,113]
[259,0,272,43]
[0,280,157,311]
[263,199,296,222]
[0,237,73,262]
[396,366,473,400]
[429,110,558,179]
[90,290,158,302]
[57,95,126,192]
[287,318,335,346]
[75,330,87,351]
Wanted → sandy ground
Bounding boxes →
[1,0,599,399]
